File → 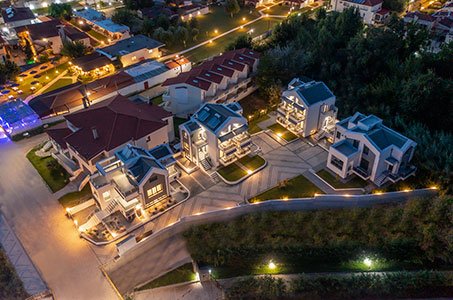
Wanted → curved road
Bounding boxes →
[0,135,118,299]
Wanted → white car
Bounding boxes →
[12,86,19,91]
[17,90,23,94]
[8,95,14,100]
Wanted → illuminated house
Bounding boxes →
[71,52,114,79]
[16,19,64,55]
[0,100,41,138]
[74,8,130,41]
[277,78,338,140]
[327,112,417,186]
[86,144,173,223]
[179,102,252,171]
[330,0,385,25]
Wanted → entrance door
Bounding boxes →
[144,81,149,89]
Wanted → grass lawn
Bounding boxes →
[239,91,270,116]
[173,117,188,138]
[151,95,163,106]
[316,169,367,189]
[218,162,248,182]
[42,78,74,94]
[87,29,109,43]
[238,155,265,171]
[250,174,322,202]
[184,17,281,63]
[26,146,70,192]
[17,62,70,98]
[136,263,196,291]
[249,114,270,134]
[58,184,92,208]
[268,123,298,142]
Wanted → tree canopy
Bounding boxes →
[0,61,20,85]
[48,3,73,20]
[60,41,88,59]
[225,0,240,18]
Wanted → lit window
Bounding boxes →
[132,56,137,61]
[147,184,163,197]
[148,49,153,54]
[103,191,111,201]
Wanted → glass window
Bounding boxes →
[147,184,163,197]
[363,145,369,155]
[336,131,341,139]
[102,191,111,201]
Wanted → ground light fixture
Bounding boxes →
[247,169,253,175]
[363,257,372,268]
[277,132,282,137]
[268,260,276,270]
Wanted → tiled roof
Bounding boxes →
[97,35,164,58]
[63,26,90,40]
[63,95,171,160]
[405,11,436,22]
[344,0,382,6]
[46,122,72,150]
[16,19,62,39]
[1,6,35,23]
[162,48,259,90]
[72,52,112,72]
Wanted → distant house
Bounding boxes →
[71,52,114,78]
[244,0,273,8]
[162,48,260,117]
[1,6,36,29]
[327,112,417,186]
[277,78,338,140]
[330,0,384,24]
[74,8,130,41]
[16,19,64,55]
[403,11,436,29]
[59,25,91,48]
[138,6,178,20]
[179,4,209,21]
[46,95,174,178]
[96,35,165,67]
[179,103,252,171]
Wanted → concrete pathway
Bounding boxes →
[133,281,223,300]
[0,213,48,296]
[0,135,118,299]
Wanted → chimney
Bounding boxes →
[92,127,99,140]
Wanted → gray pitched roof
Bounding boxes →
[195,103,242,133]
[296,82,334,106]
[128,156,161,183]
[367,127,408,150]
[97,35,164,58]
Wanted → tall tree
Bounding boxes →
[226,34,253,51]
[112,9,142,33]
[61,41,88,59]
[225,0,240,18]
[0,61,20,84]
[48,3,73,20]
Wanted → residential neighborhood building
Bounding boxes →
[71,52,115,78]
[45,95,174,179]
[277,78,338,139]
[16,19,64,55]
[244,0,274,8]
[96,35,165,67]
[59,25,91,48]
[330,0,385,24]
[179,3,210,21]
[327,112,417,186]
[162,48,260,117]
[74,8,130,41]
[179,102,252,171]
[87,144,173,222]
[1,6,36,29]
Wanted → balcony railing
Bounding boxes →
[353,166,370,179]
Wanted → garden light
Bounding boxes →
[214,29,218,34]
[247,169,253,175]
[363,257,372,267]
[268,260,276,270]
[277,132,282,137]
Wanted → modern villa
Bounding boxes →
[179,103,252,171]
[277,78,338,140]
[46,95,174,183]
[327,112,417,186]
[162,48,260,117]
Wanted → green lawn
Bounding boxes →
[218,162,248,182]
[173,117,188,138]
[249,114,269,134]
[316,169,367,189]
[136,263,196,291]
[58,185,92,208]
[26,146,70,192]
[151,95,163,106]
[87,29,109,43]
[238,155,265,171]
[250,174,322,202]
[184,17,282,63]
[268,123,298,142]
[42,78,74,94]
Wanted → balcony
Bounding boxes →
[219,141,236,152]
[289,113,305,124]
[388,165,417,182]
[353,166,371,180]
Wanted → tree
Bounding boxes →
[175,26,190,47]
[60,41,88,59]
[123,0,154,10]
[141,18,155,37]
[112,9,142,33]
[0,61,20,84]
[48,3,73,20]
[225,0,240,18]
[226,34,253,51]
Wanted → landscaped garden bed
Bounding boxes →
[217,162,247,182]
[58,185,92,208]
[183,196,453,281]
[136,263,196,291]
[26,145,70,192]
[238,155,266,172]
[250,174,322,202]
[316,169,367,189]
[267,123,298,142]
[218,155,266,183]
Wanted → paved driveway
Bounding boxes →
[0,136,117,299]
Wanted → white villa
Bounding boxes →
[327,112,417,186]
[162,48,260,117]
[179,103,252,171]
[277,78,338,140]
[85,144,175,225]
[330,0,387,24]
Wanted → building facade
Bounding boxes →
[162,48,260,117]
[330,0,384,24]
[179,103,252,171]
[327,112,417,186]
[277,78,338,139]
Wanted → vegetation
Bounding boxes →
[173,117,188,138]
[226,34,253,51]
[124,0,154,10]
[112,9,142,33]
[218,162,248,182]
[184,196,453,278]
[267,123,298,142]
[256,9,453,192]
[43,78,74,93]
[316,169,367,189]
[226,271,453,299]
[250,174,322,202]
[58,185,92,208]
[225,0,241,18]
[248,114,269,134]
[136,263,196,290]
[48,3,73,20]
[0,60,20,84]
[238,155,265,171]
[0,248,28,300]
[61,41,88,59]
[26,145,70,192]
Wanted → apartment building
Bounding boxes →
[277,78,338,139]
[327,112,417,186]
[179,102,252,171]
[162,48,260,117]
[330,0,385,24]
